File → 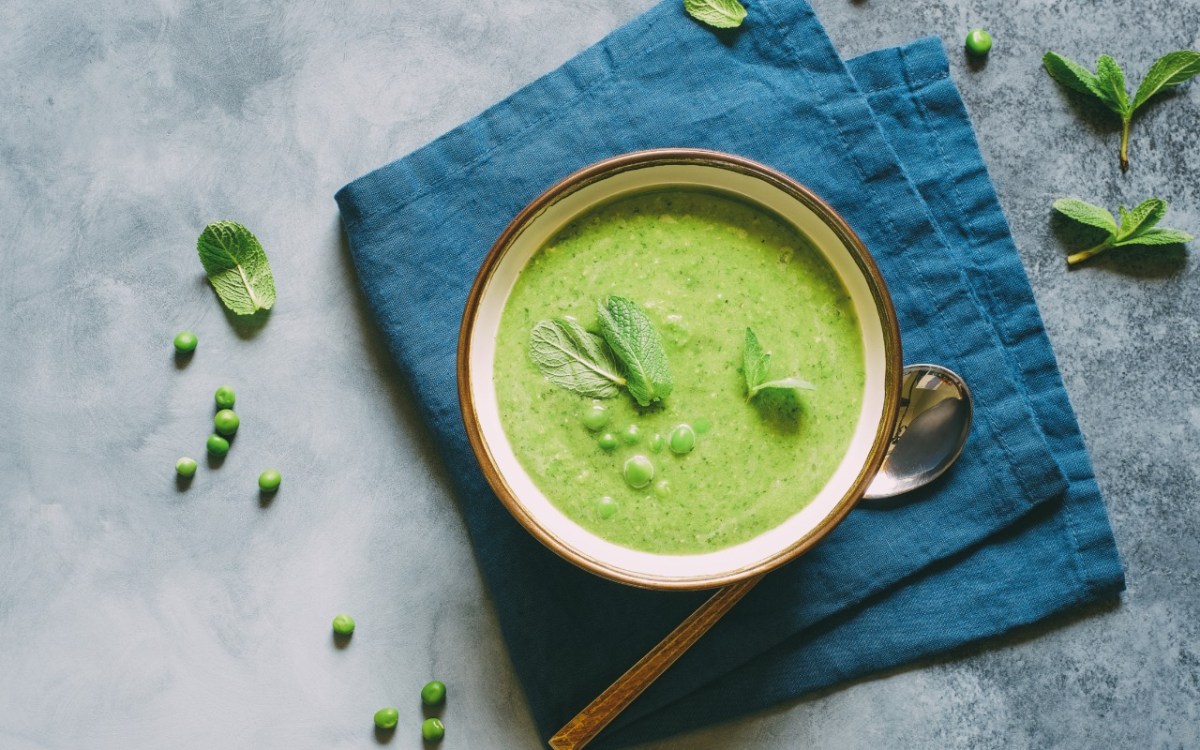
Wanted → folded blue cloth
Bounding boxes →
[336,2,1125,746]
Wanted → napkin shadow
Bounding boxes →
[333,221,458,507]
[635,577,1122,748]
[887,596,1117,675]
[1050,212,1187,279]
[791,596,1121,707]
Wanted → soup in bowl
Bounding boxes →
[459,149,901,590]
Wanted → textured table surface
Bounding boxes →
[3,1,1199,748]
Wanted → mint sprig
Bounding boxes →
[1054,197,1193,265]
[1043,50,1200,171]
[743,327,815,400]
[596,296,673,407]
[528,297,672,406]
[683,0,746,29]
[196,221,276,315]
[529,318,626,398]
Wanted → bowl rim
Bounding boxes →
[457,148,902,590]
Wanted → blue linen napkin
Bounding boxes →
[336,2,1125,746]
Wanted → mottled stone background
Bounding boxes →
[1,1,1198,748]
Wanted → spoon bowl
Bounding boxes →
[863,364,973,499]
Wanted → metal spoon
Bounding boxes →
[549,364,973,750]
[864,364,973,499]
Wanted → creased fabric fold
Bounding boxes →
[335,3,1123,746]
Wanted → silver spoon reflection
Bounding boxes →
[863,364,973,500]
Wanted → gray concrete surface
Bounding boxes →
[2,1,1198,748]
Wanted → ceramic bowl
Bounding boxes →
[458,149,901,590]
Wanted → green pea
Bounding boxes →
[173,331,197,353]
[649,434,665,453]
[620,424,642,445]
[582,403,609,431]
[373,707,399,730]
[668,424,696,455]
[596,495,618,519]
[206,434,229,456]
[213,409,240,436]
[693,418,711,434]
[332,613,355,636]
[653,479,671,497]
[965,28,992,56]
[421,717,445,741]
[175,457,198,478]
[214,385,236,409]
[623,455,654,489]
[421,680,447,706]
[598,433,618,450]
[258,469,281,492]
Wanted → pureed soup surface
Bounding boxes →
[493,189,864,554]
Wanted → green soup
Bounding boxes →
[493,190,864,554]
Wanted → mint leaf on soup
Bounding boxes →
[683,0,747,29]
[753,377,818,396]
[1053,196,1193,265]
[1043,50,1200,171]
[596,296,673,407]
[743,327,815,400]
[197,221,276,315]
[529,318,626,399]
[743,326,770,393]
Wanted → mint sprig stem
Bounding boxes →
[1119,119,1131,172]
[1067,241,1114,266]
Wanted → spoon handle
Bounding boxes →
[547,575,763,750]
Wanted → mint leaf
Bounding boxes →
[1052,198,1117,233]
[1046,49,1200,170]
[196,221,276,315]
[1133,51,1200,110]
[683,0,747,29]
[751,377,817,398]
[1115,198,1167,241]
[742,327,770,394]
[1043,52,1106,100]
[596,297,672,407]
[529,318,625,399]
[1055,196,1192,265]
[1095,55,1131,115]
[743,327,815,400]
[1113,227,1195,246]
